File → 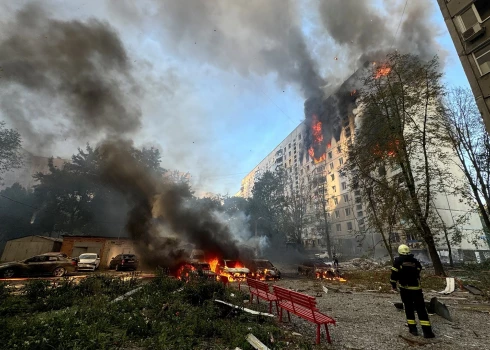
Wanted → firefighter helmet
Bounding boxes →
[398,244,411,255]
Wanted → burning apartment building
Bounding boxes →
[238,66,489,261]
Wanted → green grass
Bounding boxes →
[0,274,287,350]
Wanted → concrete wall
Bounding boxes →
[0,236,61,262]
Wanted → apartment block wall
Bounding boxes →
[437,0,490,132]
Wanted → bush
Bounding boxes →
[23,280,51,302]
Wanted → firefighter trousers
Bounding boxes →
[399,288,433,334]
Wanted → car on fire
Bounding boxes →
[76,253,101,271]
[248,259,281,280]
[179,261,217,280]
[298,258,336,278]
[109,254,139,271]
[215,259,250,279]
[0,252,77,278]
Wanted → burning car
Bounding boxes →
[248,259,281,280]
[177,261,217,281]
[215,259,250,281]
[298,258,336,278]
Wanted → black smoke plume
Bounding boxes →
[0,4,141,150]
[98,140,246,270]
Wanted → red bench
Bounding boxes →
[272,285,336,344]
[246,277,279,314]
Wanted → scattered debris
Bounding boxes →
[322,285,328,294]
[214,300,274,317]
[171,287,184,294]
[291,332,302,336]
[473,330,479,338]
[430,297,452,321]
[342,258,381,271]
[246,333,271,350]
[463,285,483,295]
[110,287,142,304]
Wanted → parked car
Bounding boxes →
[109,254,139,271]
[76,253,101,271]
[248,259,281,280]
[215,259,250,279]
[0,252,76,278]
[298,258,336,278]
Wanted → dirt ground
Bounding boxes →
[242,266,490,350]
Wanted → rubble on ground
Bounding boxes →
[341,258,383,271]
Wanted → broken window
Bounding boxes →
[474,42,490,76]
[337,145,341,153]
[332,186,337,193]
[328,151,332,159]
[330,174,335,181]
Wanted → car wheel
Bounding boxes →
[115,264,121,271]
[53,267,66,277]
[3,268,15,278]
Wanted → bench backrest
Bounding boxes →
[246,277,270,293]
[273,285,317,315]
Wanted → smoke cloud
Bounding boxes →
[110,0,325,99]
[0,3,141,150]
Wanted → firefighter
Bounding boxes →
[390,244,435,338]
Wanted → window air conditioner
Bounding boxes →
[480,61,490,75]
[462,23,485,42]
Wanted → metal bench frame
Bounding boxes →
[246,277,279,314]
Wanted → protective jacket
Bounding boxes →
[390,254,422,290]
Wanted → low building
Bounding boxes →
[0,235,62,262]
[60,236,136,268]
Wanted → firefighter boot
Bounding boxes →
[408,324,418,336]
[422,326,435,339]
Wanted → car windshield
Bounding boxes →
[79,254,97,259]
[123,255,136,259]
[225,260,243,268]
[255,261,273,268]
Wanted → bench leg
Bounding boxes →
[316,324,321,345]
[287,311,291,322]
[269,301,272,314]
[275,301,279,315]
[279,307,283,323]
[325,324,331,344]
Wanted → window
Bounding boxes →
[475,1,490,22]
[339,157,344,166]
[289,151,291,157]
[343,194,349,202]
[458,6,479,31]
[355,197,362,204]
[357,211,363,217]
[298,133,301,140]
[356,204,362,210]
[332,186,337,193]
[336,223,342,232]
[337,145,341,153]
[288,143,291,149]
[333,197,339,205]
[330,174,335,181]
[329,162,334,170]
[345,208,351,216]
[346,222,353,230]
[328,151,332,159]
[474,42,490,76]
[335,210,340,218]
[341,182,347,190]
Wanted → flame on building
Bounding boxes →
[308,114,327,164]
[374,65,391,79]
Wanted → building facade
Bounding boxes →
[437,0,490,132]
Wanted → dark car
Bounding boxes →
[109,254,139,271]
[248,259,281,280]
[298,258,336,278]
[0,252,77,278]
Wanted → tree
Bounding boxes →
[441,87,490,239]
[0,122,22,178]
[347,52,449,275]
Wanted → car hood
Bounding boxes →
[79,258,98,264]
[224,267,250,274]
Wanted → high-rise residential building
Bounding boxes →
[239,66,489,261]
[437,0,490,132]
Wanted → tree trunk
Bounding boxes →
[367,190,394,264]
[421,221,446,276]
[321,184,332,258]
[443,227,454,267]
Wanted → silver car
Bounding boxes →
[77,253,101,271]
